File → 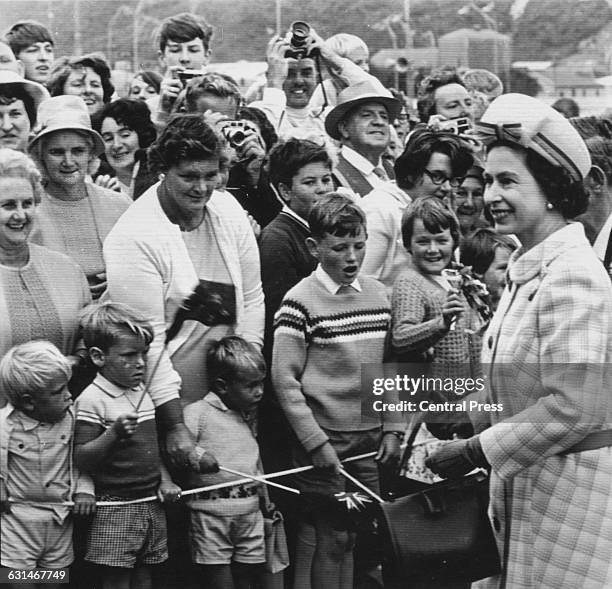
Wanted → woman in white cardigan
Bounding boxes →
[103,114,264,466]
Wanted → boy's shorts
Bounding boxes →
[291,428,382,529]
[292,427,381,496]
[85,498,168,568]
[189,510,265,565]
[1,505,73,569]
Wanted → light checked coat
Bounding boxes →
[477,223,612,588]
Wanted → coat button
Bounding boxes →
[492,516,501,532]
[488,336,493,349]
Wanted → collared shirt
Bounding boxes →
[314,265,362,294]
[6,408,73,522]
[341,145,389,191]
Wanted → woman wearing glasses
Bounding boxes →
[361,126,473,293]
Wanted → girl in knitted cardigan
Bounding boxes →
[390,198,481,494]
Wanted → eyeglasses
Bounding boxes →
[423,169,463,188]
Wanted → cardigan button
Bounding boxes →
[487,336,493,349]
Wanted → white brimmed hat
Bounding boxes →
[0,70,49,114]
[475,93,590,182]
[325,78,402,141]
[28,95,104,156]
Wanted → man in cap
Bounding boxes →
[325,78,402,197]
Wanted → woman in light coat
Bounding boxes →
[426,94,612,588]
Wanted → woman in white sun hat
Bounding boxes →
[28,95,130,300]
[426,93,612,588]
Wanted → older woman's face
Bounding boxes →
[129,75,158,102]
[162,158,219,218]
[0,177,36,251]
[63,66,104,115]
[101,117,139,172]
[0,98,30,152]
[454,175,485,234]
[42,131,92,188]
[484,146,549,248]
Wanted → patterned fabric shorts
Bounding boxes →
[85,497,168,568]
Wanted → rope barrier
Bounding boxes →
[6,450,381,508]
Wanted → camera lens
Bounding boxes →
[290,21,310,48]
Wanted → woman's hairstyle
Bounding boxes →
[47,53,114,104]
[133,70,162,94]
[3,20,53,55]
[148,114,221,174]
[585,135,612,185]
[308,192,366,240]
[80,302,154,352]
[460,227,517,275]
[0,341,71,409]
[417,69,466,123]
[0,83,36,126]
[324,34,368,59]
[490,141,589,218]
[183,73,241,115]
[394,125,474,190]
[401,197,461,251]
[569,115,612,141]
[92,98,157,149]
[552,97,579,119]
[156,12,213,53]
[207,336,266,386]
[268,138,332,191]
[238,106,278,152]
[0,148,44,203]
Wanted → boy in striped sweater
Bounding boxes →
[272,193,402,589]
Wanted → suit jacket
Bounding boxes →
[333,152,395,198]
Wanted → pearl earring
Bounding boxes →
[546,202,554,210]
[159,173,165,181]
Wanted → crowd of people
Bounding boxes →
[0,11,611,589]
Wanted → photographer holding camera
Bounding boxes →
[180,73,281,227]
[251,22,371,142]
[150,12,213,127]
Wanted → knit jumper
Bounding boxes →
[0,244,90,362]
[272,272,392,452]
[391,268,481,379]
[32,182,131,280]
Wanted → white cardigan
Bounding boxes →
[103,183,264,407]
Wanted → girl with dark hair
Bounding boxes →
[427,94,612,588]
[47,53,114,116]
[129,70,162,102]
[92,98,157,199]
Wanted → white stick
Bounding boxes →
[338,467,385,504]
[219,466,301,495]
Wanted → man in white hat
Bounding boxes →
[0,69,49,152]
[325,78,401,197]
[251,27,372,142]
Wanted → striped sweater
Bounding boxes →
[272,271,392,452]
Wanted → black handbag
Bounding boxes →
[379,465,500,586]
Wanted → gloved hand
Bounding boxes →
[425,436,489,479]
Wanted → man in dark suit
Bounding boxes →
[325,78,401,197]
